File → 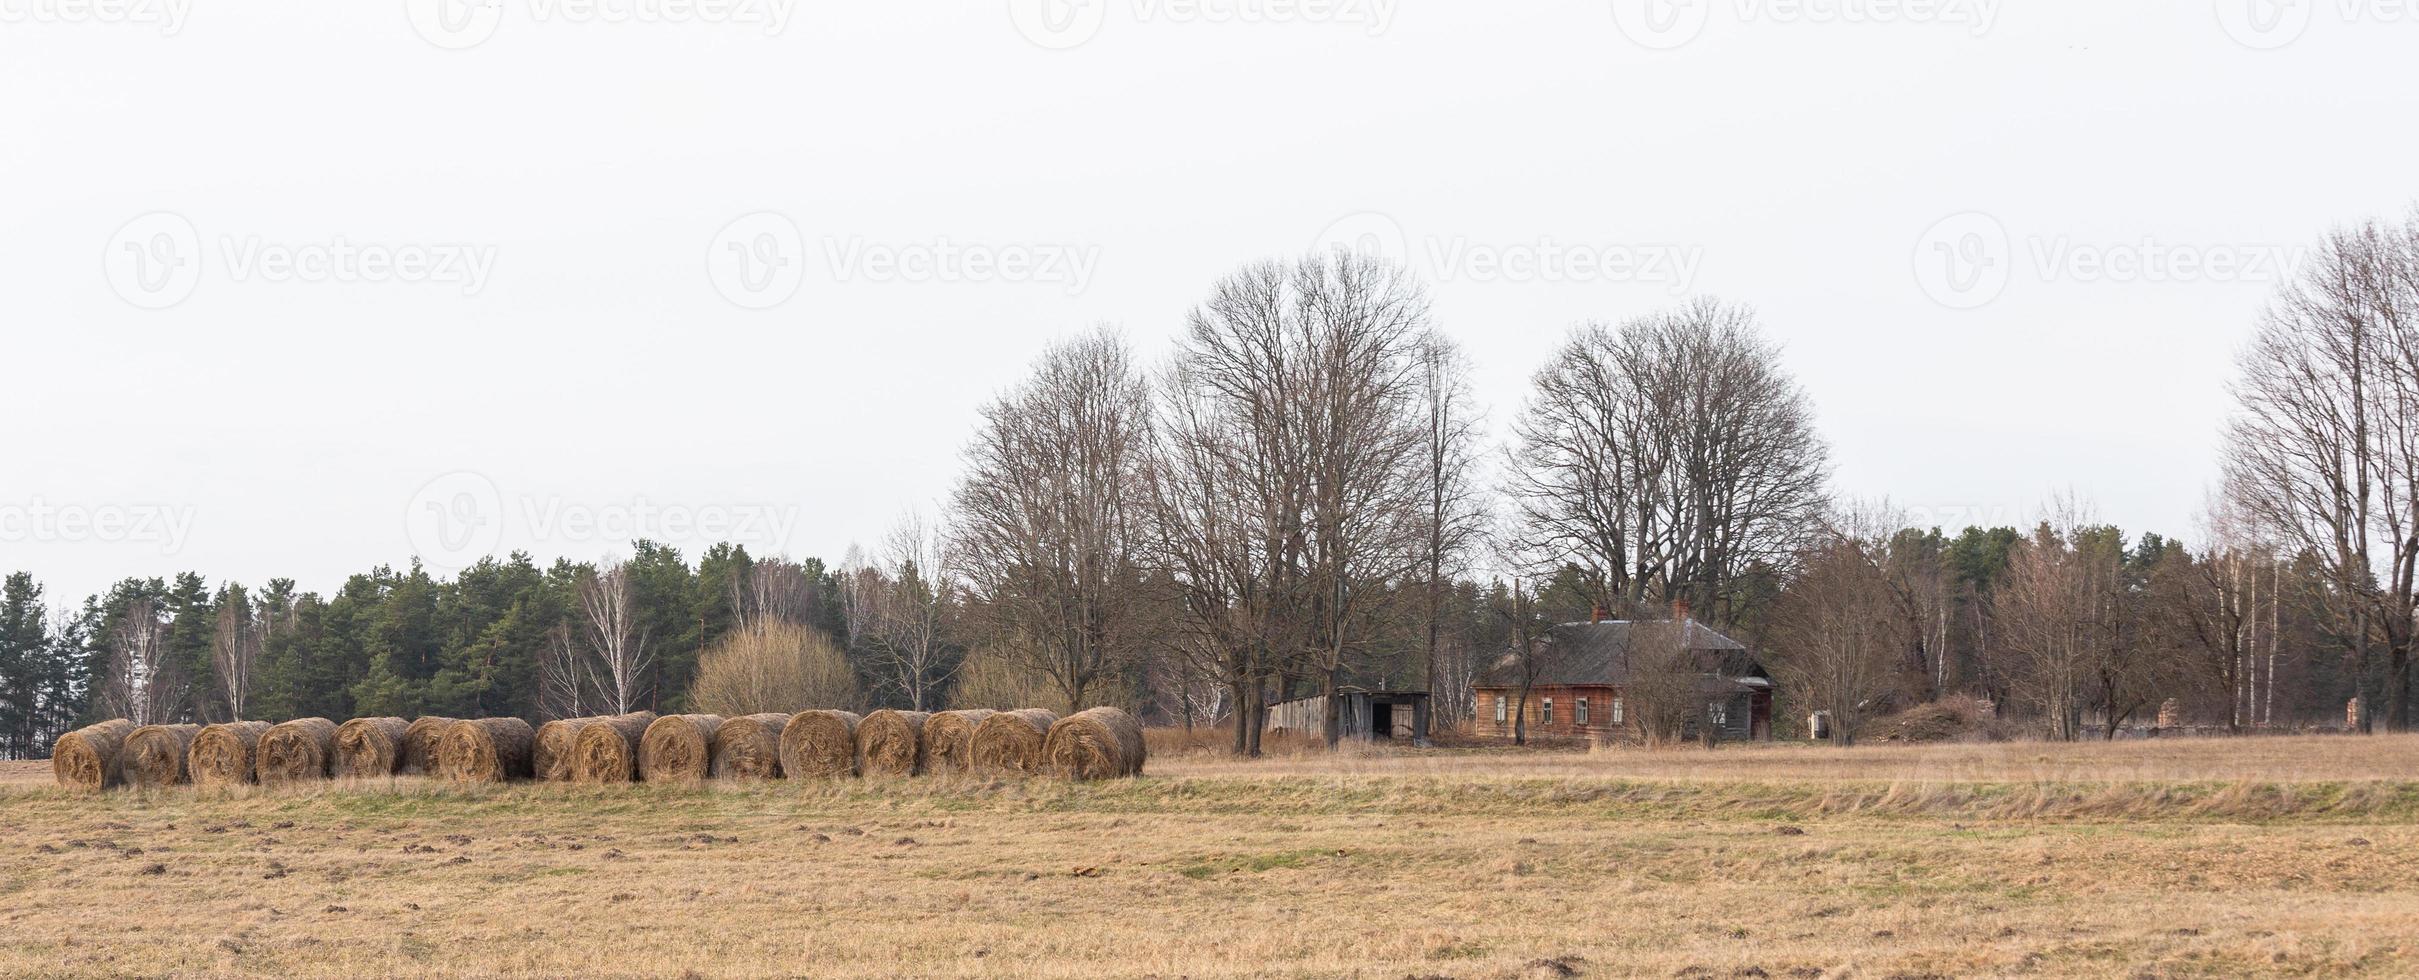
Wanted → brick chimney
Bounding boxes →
[1671,597,1692,622]
[1589,603,1607,624]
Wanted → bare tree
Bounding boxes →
[733,557,820,631]
[864,511,962,710]
[953,328,1155,714]
[209,589,262,721]
[1143,254,1436,751]
[98,600,183,726]
[2224,209,2419,731]
[536,620,591,720]
[577,561,653,713]
[1507,299,1828,623]
[1765,512,1914,746]
[1415,332,1489,728]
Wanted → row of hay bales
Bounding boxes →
[52,706,1144,790]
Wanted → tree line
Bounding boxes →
[7,217,2416,758]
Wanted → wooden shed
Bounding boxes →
[1267,689,1432,745]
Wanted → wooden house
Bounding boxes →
[1474,608,1773,743]
[1267,688,1432,744]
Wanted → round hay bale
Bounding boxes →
[1044,706,1146,780]
[188,721,273,787]
[711,713,789,779]
[533,717,597,782]
[777,709,861,779]
[921,709,996,775]
[333,717,410,778]
[638,714,724,783]
[400,716,459,776]
[123,723,203,789]
[52,719,135,791]
[567,711,655,783]
[256,718,339,786]
[855,709,930,777]
[440,717,534,783]
[970,708,1060,775]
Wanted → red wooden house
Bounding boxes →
[1474,609,1774,743]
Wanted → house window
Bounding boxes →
[1612,698,1624,725]
[1576,698,1591,726]
[1541,698,1554,724]
[1708,701,1728,726]
[1495,696,1507,726]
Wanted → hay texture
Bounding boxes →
[533,717,595,782]
[123,723,203,789]
[1045,706,1147,780]
[855,709,930,776]
[710,713,789,779]
[188,721,273,787]
[440,717,534,783]
[970,708,1060,775]
[333,717,410,778]
[52,718,135,791]
[777,709,861,779]
[400,716,459,776]
[638,714,724,783]
[920,709,995,774]
[568,712,656,783]
[256,717,339,786]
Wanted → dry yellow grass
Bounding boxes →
[3,735,2418,978]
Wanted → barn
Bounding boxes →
[1475,607,1773,744]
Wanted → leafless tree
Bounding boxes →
[2223,209,2419,731]
[1507,299,1828,624]
[1142,254,1436,752]
[536,620,591,721]
[210,592,262,721]
[1765,511,1912,746]
[1993,502,2159,740]
[953,328,1155,714]
[1415,332,1489,727]
[733,557,820,630]
[98,600,183,726]
[577,561,652,713]
[864,510,962,711]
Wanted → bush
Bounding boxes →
[690,621,858,715]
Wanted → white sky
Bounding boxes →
[3,0,2413,605]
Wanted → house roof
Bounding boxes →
[1480,618,1761,690]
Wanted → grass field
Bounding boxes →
[4,735,2418,978]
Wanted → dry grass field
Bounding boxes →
[4,735,2418,978]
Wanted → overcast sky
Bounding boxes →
[2,0,2412,605]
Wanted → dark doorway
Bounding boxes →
[1370,702,1395,740]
